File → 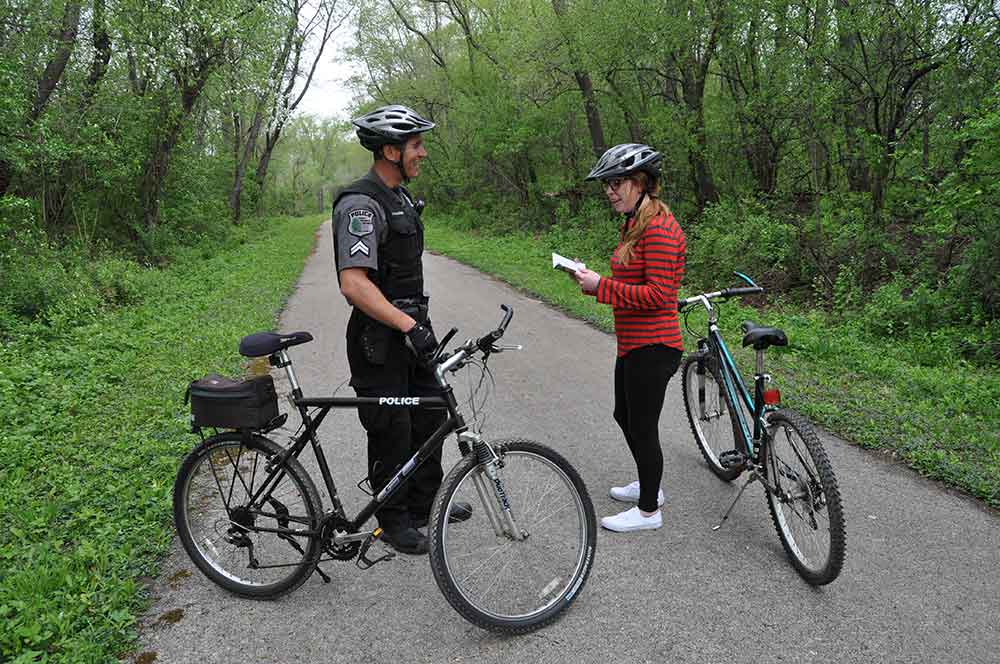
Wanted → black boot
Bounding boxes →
[411,501,473,529]
[381,524,429,555]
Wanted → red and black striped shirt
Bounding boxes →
[596,212,686,357]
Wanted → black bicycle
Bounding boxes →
[678,274,846,585]
[173,305,597,633]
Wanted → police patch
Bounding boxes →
[348,208,375,237]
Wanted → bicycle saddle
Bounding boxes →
[740,321,787,350]
[239,331,314,357]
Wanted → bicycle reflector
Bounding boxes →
[763,388,781,406]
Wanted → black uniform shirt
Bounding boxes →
[332,170,417,275]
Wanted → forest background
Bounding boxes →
[1,0,998,659]
[3,0,999,361]
[3,0,999,357]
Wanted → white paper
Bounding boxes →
[552,252,584,273]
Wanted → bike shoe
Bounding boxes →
[380,526,429,555]
[411,501,473,529]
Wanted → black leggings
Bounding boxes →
[613,344,683,512]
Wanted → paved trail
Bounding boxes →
[136,222,999,664]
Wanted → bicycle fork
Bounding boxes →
[468,437,527,541]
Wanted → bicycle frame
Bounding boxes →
[692,298,770,461]
[233,342,516,547]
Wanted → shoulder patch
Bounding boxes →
[348,208,375,237]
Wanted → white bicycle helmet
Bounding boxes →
[585,143,661,181]
[353,104,435,152]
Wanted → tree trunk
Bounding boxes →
[31,1,82,122]
[835,0,870,193]
[140,127,182,231]
[252,128,281,210]
[230,102,265,224]
[606,71,644,144]
[80,0,111,111]
[140,64,215,231]
[45,0,112,233]
[681,66,719,211]
[0,1,82,197]
[574,71,606,158]
[551,0,606,159]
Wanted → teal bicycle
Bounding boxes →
[678,273,845,585]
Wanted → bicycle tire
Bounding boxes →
[173,431,323,599]
[681,352,743,481]
[428,439,597,634]
[762,410,846,585]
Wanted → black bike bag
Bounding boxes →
[188,374,279,430]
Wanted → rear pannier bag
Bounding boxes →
[188,373,279,430]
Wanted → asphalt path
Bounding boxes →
[136,221,999,664]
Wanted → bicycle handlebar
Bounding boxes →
[721,286,764,298]
[433,305,515,373]
[679,284,764,311]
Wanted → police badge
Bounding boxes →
[348,208,375,237]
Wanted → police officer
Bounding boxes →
[332,104,466,555]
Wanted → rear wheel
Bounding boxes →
[762,410,846,585]
[428,439,597,634]
[681,352,744,481]
[174,431,322,598]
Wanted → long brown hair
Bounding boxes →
[615,171,671,265]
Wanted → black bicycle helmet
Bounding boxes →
[585,143,662,181]
[353,104,435,152]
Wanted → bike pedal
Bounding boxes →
[356,527,395,570]
[719,449,748,470]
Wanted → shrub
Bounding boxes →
[686,197,797,291]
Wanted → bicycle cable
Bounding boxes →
[464,356,496,434]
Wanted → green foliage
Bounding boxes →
[686,198,798,292]
[0,193,262,337]
[0,213,323,662]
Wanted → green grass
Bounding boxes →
[0,214,325,662]
[425,214,1000,508]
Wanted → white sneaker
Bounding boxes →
[600,506,662,532]
[609,480,665,507]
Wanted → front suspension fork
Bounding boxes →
[469,439,526,540]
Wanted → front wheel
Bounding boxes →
[762,410,846,585]
[428,439,597,634]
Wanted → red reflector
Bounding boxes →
[763,388,781,405]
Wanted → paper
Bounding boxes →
[552,252,585,273]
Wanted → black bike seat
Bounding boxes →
[239,331,314,357]
[740,321,787,350]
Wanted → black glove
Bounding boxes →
[406,322,438,360]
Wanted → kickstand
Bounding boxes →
[712,472,758,531]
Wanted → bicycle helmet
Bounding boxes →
[353,104,435,152]
[585,143,661,181]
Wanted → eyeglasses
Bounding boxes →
[603,177,628,192]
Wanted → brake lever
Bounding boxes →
[432,327,459,364]
[490,344,523,353]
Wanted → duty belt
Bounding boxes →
[391,296,429,322]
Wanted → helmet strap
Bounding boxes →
[382,143,410,184]
[629,191,647,219]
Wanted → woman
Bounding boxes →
[572,143,686,532]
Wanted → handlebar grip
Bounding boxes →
[476,305,514,353]
[721,286,764,298]
[499,304,513,331]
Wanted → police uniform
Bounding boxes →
[332,169,445,530]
